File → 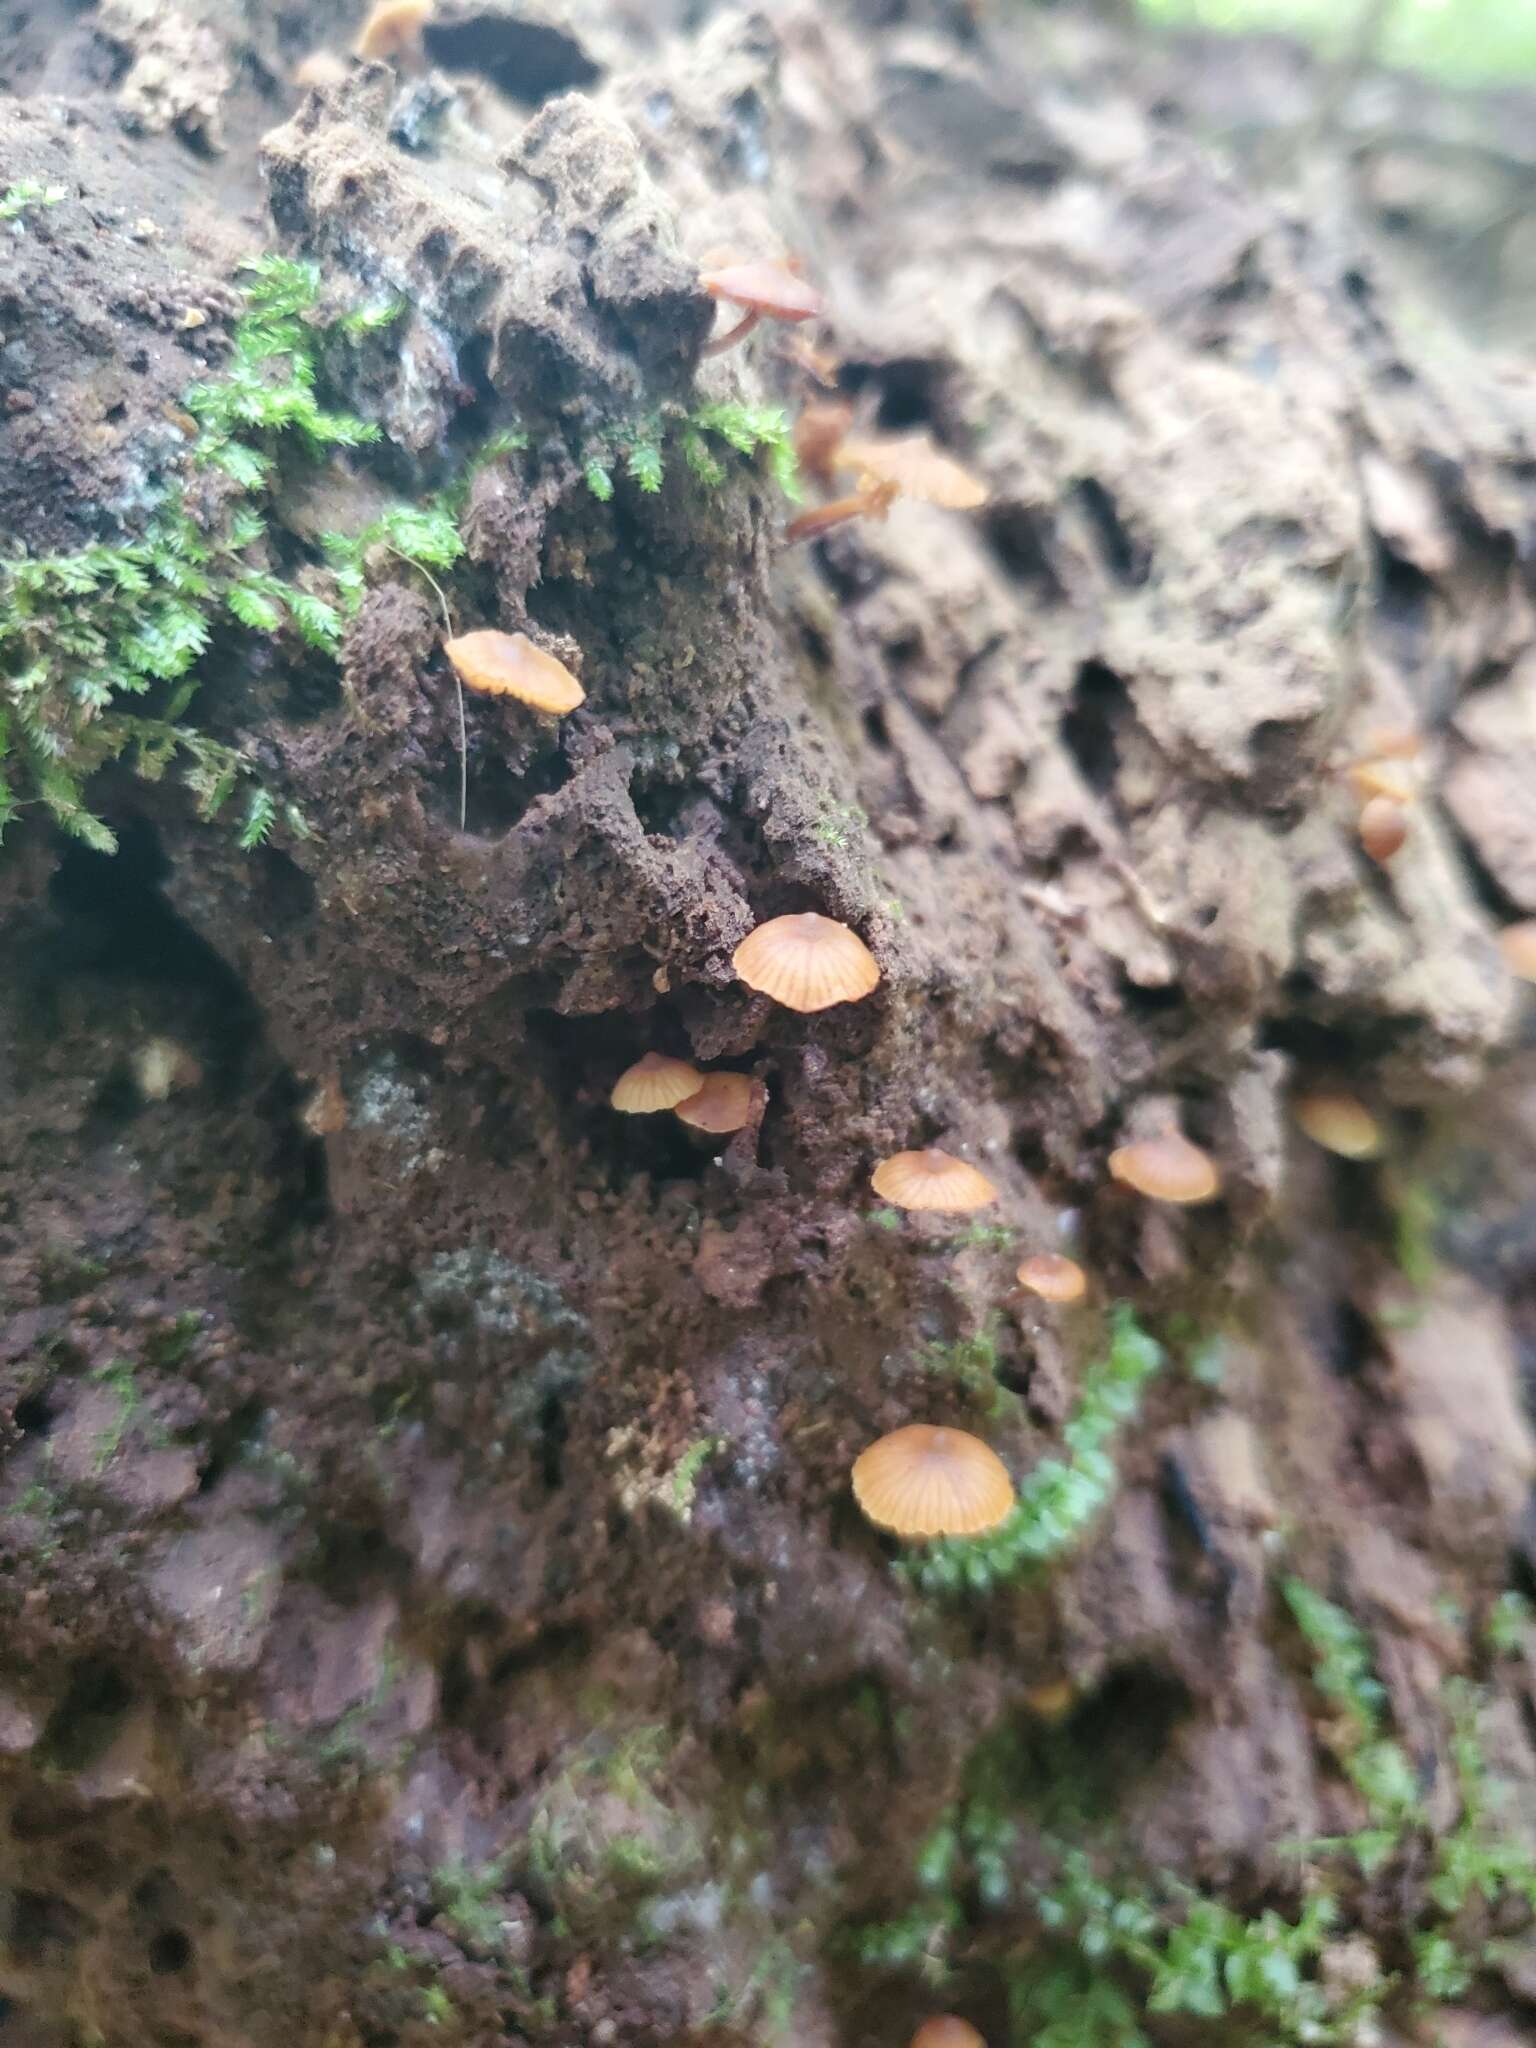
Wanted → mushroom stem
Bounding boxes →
[702,307,762,357]
[387,547,464,830]
[784,477,899,544]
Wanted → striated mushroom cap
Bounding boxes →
[611,1053,703,1114]
[911,2022,988,2048]
[1108,1134,1220,1206]
[1016,1252,1088,1304]
[354,0,432,60]
[871,1149,999,1213]
[1498,920,1536,984]
[699,261,824,323]
[443,630,584,714]
[732,912,880,1014]
[674,1072,757,1134]
[836,432,988,510]
[853,1425,1015,1539]
[1293,1091,1383,1161]
[1358,795,1408,864]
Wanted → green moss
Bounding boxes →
[1,180,65,223]
[899,1306,1164,1598]
[431,1857,513,1952]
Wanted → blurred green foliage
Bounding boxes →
[1137,0,1536,85]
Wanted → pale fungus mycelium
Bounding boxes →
[698,259,825,357]
[442,630,585,715]
[732,911,880,1014]
[610,1054,703,1115]
[1108,1132,1220,1206]
[852,1425,1016,1540]
[1016,1251,1088,1304]
[870,1149,999,1214]
[674,1072,758,1135]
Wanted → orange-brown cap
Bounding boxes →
[699,261,824,323]
[674,1072,757,1134]
[732,912,880,1013]
[354,0,432,60]
[1293,1090,1383,1161]
[871,1149,998,1213]
[1498,920,1536,983]
[911,2020,987,2048]
[443,630,584,715]
[1016,1252,1088,1304]
[793,400,854,485]
[853,1426,1015,1539]
[611,1053,703,1114]
[1359,796,1408,864]
[1108,1133,1220,1205]
[836,433,988,510]
[1362,724,1423,761]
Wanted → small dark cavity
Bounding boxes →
[195,1398,266,1496]
[862,705,890,750]
[837,356,945,434]
[538,1389,567,1490]
[1072,478,1149,586]
[983,503,1067,599]
[255,848,318,928]
[149,1930,193,1975]
[7,1893,86,1962]
[1061,659,1130,794]
[39,1663,135,1775]
[12,1389,57,1438]
[1317,1298,1382,1381]
[422,16,600,103]
[723,88,770,183]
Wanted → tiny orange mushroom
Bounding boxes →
[911,2020,988,2048]
[835,432,988,511]
[871,1149,999,1213]
[853,1425,1015,1539]
[674,1072,757,1134]
[1016,1252,1088,1304]
[732,911,880,1013]
[293,48,351,89]
[611,1053,703,1114]
[354,0,432,62]
[1499,920,1536,983]
[1359,795,1409,864]
[1347,758,1418,806]
[1108,1133,1220,1206]
[1293,1090,1383,1161]
[784,474,899,545]
[793,399,855,486]
[699,259,825,357]
[443,630,584,715]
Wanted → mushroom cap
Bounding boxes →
[1108,1134,1220,1205]
[732,911,880,1013]
[836,433,988,510]
[1358,795,1408,863]
[870,1148,998,1213]
[793,399,854,482]
[443,630,585,715]
[354,0,433,60]
[674,1072,757,1134]
[1293,1090,1383,1161]
[853,1425,1015,1539]
[699,260,824,323]
[1016,1252,1088,1304]
[611,1053,703,1114]
[1498,920,1536,983]
[911,2021,988,2048]
[294,48,351,88]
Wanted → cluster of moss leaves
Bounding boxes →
[0,255,387,852]
[898,1307,1165,1598]
[580,400,801,505]
[858,1573,1536,2044]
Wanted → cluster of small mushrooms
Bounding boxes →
[292,21,1536,2044]
[409,236,1536,1562]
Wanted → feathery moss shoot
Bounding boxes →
[0,255,379,852]
[898,1306,1163,1598]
